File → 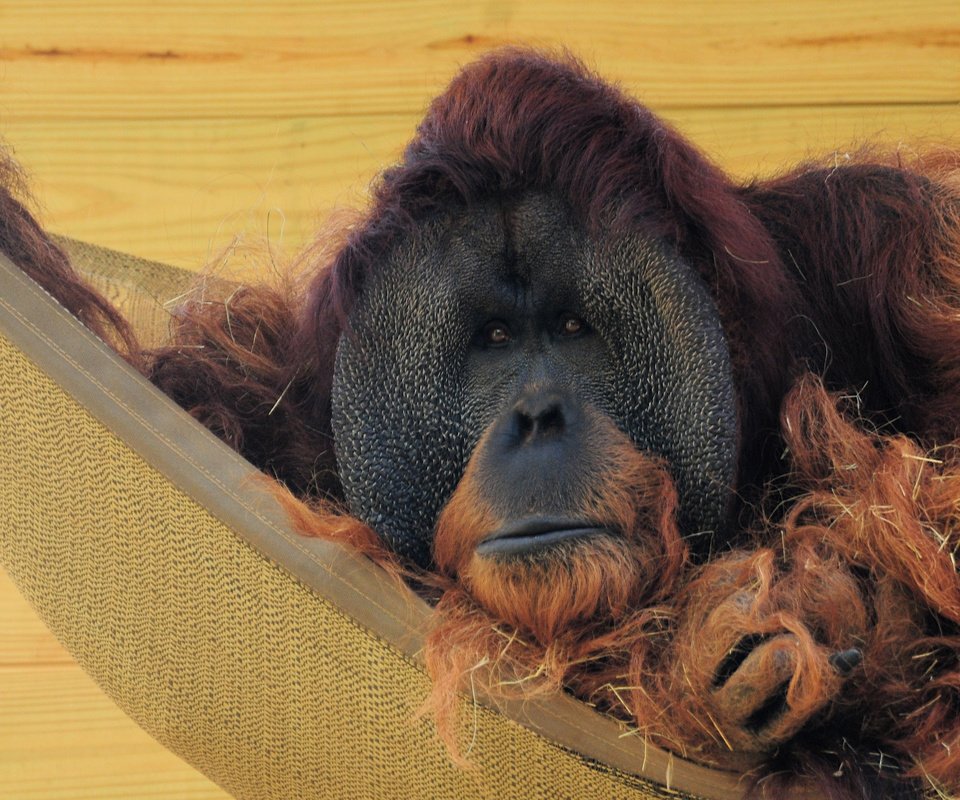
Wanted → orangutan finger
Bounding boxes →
[710,634,800,748]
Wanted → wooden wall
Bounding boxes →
[1,1,958,797]
[2,1,959,270]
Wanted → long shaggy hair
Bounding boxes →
[4,48,960,800]
[279,377,960,799]
[433,408,688,643]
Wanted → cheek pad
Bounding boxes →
[580,237,738,541]
[333,227,739,565]
[332,239,471,566]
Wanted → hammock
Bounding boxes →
[0,239,758,800]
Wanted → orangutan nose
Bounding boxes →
[511,389,569,444]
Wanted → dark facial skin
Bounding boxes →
[332,192,738,567]
[468,383,615,560]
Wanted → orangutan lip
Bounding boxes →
[475,516,608,558]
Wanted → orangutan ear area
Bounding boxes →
[5,50,960,800]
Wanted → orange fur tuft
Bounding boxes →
[424,410,690,760]
[434,409,688,642]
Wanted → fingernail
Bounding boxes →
[829,647,863,676]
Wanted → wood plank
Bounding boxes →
[0,572,231,798]
[3,103,957,271]
[0,569,74,667]
[0,0,957,122]
[2,114,411,270]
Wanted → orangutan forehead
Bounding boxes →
[441,193,582,276]
[365,192,666,309]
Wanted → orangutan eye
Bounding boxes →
[481,321,512,347]
[559,313,586,337]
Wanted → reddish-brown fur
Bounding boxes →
[434,408,687,643]
[3,49,960,800]
[422,379,960,798]
[0,158,141,362]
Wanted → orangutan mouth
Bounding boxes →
[475,516,610,558]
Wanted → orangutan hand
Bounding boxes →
[705,599,863,751]
[677,554,866,755]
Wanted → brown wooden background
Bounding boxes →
[1,1,958,797]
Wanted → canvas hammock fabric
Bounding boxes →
[0,238,767,800]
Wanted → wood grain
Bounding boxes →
[0,570,231,798]
[0,0,958,121]
[5,103,958,271]
[0,571,73,667]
